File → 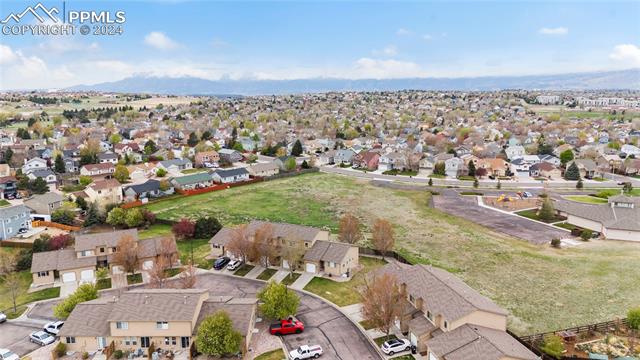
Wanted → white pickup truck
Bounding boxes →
[289,345,323,359]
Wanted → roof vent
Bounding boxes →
[183,295,188,304]
[144,295,150,304]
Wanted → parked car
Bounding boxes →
[213,256,231,270]
[44,321,64,336]
[0,349,19,360]
[29,331,55,346]
[0,312,6,323]
[381,338,411,355]
[523,191,533,198]
[270,317,305,336]
[17,228,28,234]
[289,345,323,359]
[227,259,242,271]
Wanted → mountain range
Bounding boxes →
[66,69,640,95]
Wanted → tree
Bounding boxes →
[580,229,593,241]
[496,180,501,190]
[75,196,87,210]
[54,153,65,173]
[106,207,127,227]
[0,253,20,314]
[179,262,197,289]
[473,178,479,188]
[576,178,583,189]
[194,216,222,239]
[53,283,98,319]
[111,235,139,275]
[281,240,305,277]
[172,218,195,239]
[257,281,300,319]
[564,162,580,181]
[148,256,169,289]
[284,157,296,172]
[539,197,556,222]
[560,149,574,166]
[628,307,640,330]
[144,140,158,155]
[52,209,75,225]
[433,161,446,176]
[428,178,433,186]
[2,147,13,165]
[291,140,303,156]
[301,159,310,169]
[156,168,167,177]
[114,164,129,183]
[338,213,362,244]
[30,177,48,194]
[187,132,199,147]
[83,202,101,227]
[49,234,73,250]
[371,218,394,256]
[109,133,122,145]
[540,334,564,359]
[359,272,403,338]
[195,311,243,356]
[623,182,634,194]
[226,224,254,262]
[467,160,476,177]
[124,208,145,228]
[79,175,93,186]
[254,223,277,267]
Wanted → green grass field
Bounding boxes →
[254,349,285,360]
[564,195,608,204]
[256,268,277,281]
[141,172,640,335]
[139,225,213,269]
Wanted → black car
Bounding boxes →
[213,256,231,270]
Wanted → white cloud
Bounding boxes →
[538,27,568,35]
[353,58,427,79]
[144,31,179,50]
[609,44,640,66]
[422,34,433,41]
[0,44,18,64]
[396,28,412,36]
[37,39,100,54]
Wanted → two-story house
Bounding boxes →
[22,157,48,175]
[375,263,537,360]
[194,150,220,168]
[352,151,380,171]
[82,179,123,207]
[0,204,31,240]
[0,176,18,199]
[23,192,64,221]
[80,163,116,178]
[59,288,257,355]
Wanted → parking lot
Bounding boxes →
[0,322,42,357]
[434,190,568,245]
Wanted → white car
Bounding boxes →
[227,259,243,271]
[29,331,55,346]
[0,349,19,360]
[0,312,6,323]
[289,345,323,360]
[381,338,411,355]
[44,321,64,336]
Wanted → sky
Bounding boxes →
[0,0,639,90]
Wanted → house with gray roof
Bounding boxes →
[122,179,174,202]
[0,204,31,240]
[158,158,193,174]
[169,172,214,190]
[303,240,358,277]
[210,167,250,184]
[374,262,536,359]
[23,192,64,221]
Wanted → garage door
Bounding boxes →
[305,263,316,273]
[142,260,154,270]
[62,272,76,283]
[282,260,290,269]
[81,269,94,282]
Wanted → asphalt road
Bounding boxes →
[28,273,380,360]
[0,322,42,357]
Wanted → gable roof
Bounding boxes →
[74,229,138,252]
[58,299,115,337]
[211,167,249,177]
[108,289,208,322]
[124,179,161,194]
[171,172,212,185]
[31,248,97,272]
[304,240,354,263]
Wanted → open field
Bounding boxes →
[564,195,608,204]
[141,172,640,335]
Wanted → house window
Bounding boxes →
[427,311,433,321]
[164,337,170,345]
[409,294,415,304]
[156,321,169,329]
[181,337,190,348]
[443,320,448,329]
[66,337,76,344]
[124,337,137,346]
[172,337,177,345]
[100,247,105,253]
[116,321,128,329]
[37,271,49,277]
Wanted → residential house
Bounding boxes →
[247,162,279,177]
[98,152,119,165]
[0,176,18,199]
[477,158,511,177]
[194,150,220,168]
[529,162,562,179]
[30,229,178,286]
[538,154,561,167]
[623,158,640,175]
[553,143,574,157]
[352,151,380,171]
[596,154,623,174]
[64,157,79,173]
[505,145,525,160]
[375,263,537,359]
[27,169,57,188]
[83,179,123,207]
[218,149,243,163]
[0,204,31,240]
[303,240,358,277]
[80,163,115,178]
[419,156,434,176]
[170,173,214,190]
[453,145,472,157]
[123,179,173,202]
[568,159,598,179]
[158,159,193,174]
[317,150,336,165]
[334,149,355,165]
[210,168,250,184]
[444,157,464,178]
[379,152,405,172]
[274,156,296,171]
[127,163,158,182]
[0,164,10,177]
[622,144,640,157]
[23,192,64,221]
[556,195,640,242]
[59,289,257,355]
[22,157,47,174]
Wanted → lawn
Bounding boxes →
[515,209,566,223]
[564,195,608,204]
[127,273,142,285]
[555,222,582,232]
[304,257,387,307]
[256,268,277,281]
[165,267,183,278]
[593,188,640,198]
[138,223,172,238]
[142,172,640,335]
[281,273,301,286]
[254,349,285,360]
[139,224,213,269]
[0,199,10,207]
[0,269,60,314]
[373,334,398,346]
[96,278,112,290]
[233,264,254,277]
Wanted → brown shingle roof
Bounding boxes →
[210,221,325,245]
[195,297,257,336]
[58,299,115,337]
[107,289,208,322]
[75,229,138,252]
[137,236,178,258]
[88,179,121,191]
[31,249,96,273]
[303,240,354,263]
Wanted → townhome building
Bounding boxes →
[59,289,257,356]
[0,204,31,240]
[375,263,537,360]
[247,162,279,177]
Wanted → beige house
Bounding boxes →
[209,221,358,275]
[31,229,178,286]
[194,150,220,168]
[83,179,123,208]
[375,263,537,360]
[80,163,115,178]
[247,162,279,177]
[59,289,257,355]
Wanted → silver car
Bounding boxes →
[29,331,55,346]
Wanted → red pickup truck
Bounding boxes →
[269,318,305,335]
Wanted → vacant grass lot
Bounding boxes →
[139,225,212,269]
[141,172,640,335]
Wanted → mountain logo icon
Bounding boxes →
[1,2,60,24]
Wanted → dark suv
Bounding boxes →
[213,256,231,270]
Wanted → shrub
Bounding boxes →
[54,342,67,358]
[551,238,561,248]
[580,229,592,241]
[540,334,564,359]
[113,350,124,359]
[194,216,222,239]
[628,307,640,330]
[82,352,89,359]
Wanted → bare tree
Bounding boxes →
[359,273,403,338]
[158,237,178,267]
[254,223,277,267]
[179,262,197,289]
[148,256,169,289]
[226,224,254,262]
[0,254,20,313]
[281,239,306,277]
[371,218,395,257]
[338,213,362,244]
[112,235,139,275]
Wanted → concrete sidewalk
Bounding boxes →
[244,265,266,279]
[289,272,315,290]
[271,269,290,283]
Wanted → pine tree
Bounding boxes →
[576,178,583,189]
[291,140,303,156]
[564,162,581,180]
[539,197,556,222]
[467,160,476,177]
[54,154,65,173]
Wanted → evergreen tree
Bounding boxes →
[291,140,303,157]
[428,178,433,186]
[576,178,584,189]
[54,154,65,173]
[30,177,48,194]
[83,203,101,227]
[539,197,556,222]
[187,132,199,147]
[467,160,476,177]
[564,162,581,180]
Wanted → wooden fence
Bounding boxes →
[32,220,81,231]
[0,240,33,248]
[358,246,411,264]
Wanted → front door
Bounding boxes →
[97,337,107,349]
[140,337,150,348]
[181,337,190,349]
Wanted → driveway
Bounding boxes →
[27,273,381,360]
[0,322,41,357]
[433,190,568,245]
